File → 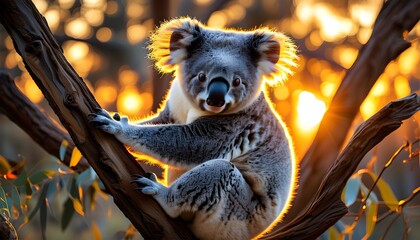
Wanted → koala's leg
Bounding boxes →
[132,159,255,220]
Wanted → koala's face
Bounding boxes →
[149,18,297,114]
[179,31,264,113]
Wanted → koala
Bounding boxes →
[89,17,298,240]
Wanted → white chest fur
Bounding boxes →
[168,78,209,124]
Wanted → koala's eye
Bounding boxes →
[232,78,241,87]
[198,73,206,82]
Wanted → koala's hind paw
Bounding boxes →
[131,173,163,196]
[88,109,126,135]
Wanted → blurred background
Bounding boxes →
[0,0,419,239]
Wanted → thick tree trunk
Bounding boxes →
[0,0,193,239]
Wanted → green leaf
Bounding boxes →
[8,185,22,218]
[46,177,60,220]
[14,169,28,186]
[67,175,78,198]
[0,180,21,212]
[40,198,47,240]
[342,175,361,206]
[25,181,33,197]
[0,186,10,218]
[28,182,49,222]
[29,170,56,185]
[59,140,69,161]
[87,185,97,211]
[76,168,96,188]
[46,177,58,200]
[61,198,74,231]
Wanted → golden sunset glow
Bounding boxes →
[95,81,118,106]
[0,1,419,240]
[297,91,327,131]
[117,88,143,115]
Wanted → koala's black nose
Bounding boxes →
[207,77,229,107]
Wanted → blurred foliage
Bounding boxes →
[323,140,420,240]
[0,142,140,239]
[0,0,419,239]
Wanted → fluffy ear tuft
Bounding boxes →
[149,17,202,73]
[252,29,298,86]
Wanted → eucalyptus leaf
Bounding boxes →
[61,197,74,231]
[59,140,69,161]
[28,182,49,222]
[342,175,361,206]
[29,170,55,185]
[40,198,47,240]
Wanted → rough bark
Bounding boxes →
[286,0,420,222]
[0,71,89,172]
[0,0,193,239]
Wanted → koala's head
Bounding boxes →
[149,17,298,114]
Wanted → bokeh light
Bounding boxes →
[65,18,92,39]
[296,91,327,131]
[0,1,419,239]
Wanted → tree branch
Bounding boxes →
[0,0,418,239]
[263,94,420,239]
[0,0,193,239]
[0,71,90,172]
[286,0,420,221]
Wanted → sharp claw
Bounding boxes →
[131,174,144,180]
[90,121,108,127]
[130,178,142,184]
[93,108,112,119]
[133,182,150,188]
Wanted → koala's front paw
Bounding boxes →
[88,108,127,135]
[131,173,162,196]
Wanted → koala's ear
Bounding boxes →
[251,29,298,85]
[149,17,203,73]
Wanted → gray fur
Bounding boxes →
[89,18,297,240]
